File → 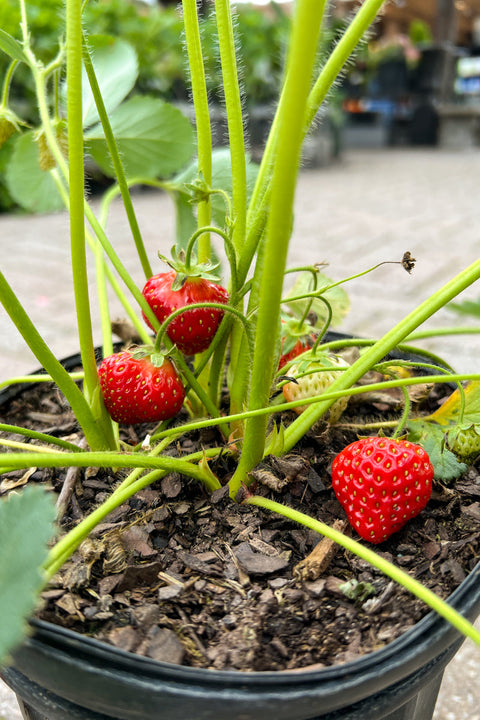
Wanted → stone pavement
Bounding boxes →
[1,147,480,718]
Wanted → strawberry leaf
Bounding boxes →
[284,273,350,328]
[86,96,194,179]
[428,381,480,426]
[5,131,64,213]
[408,420,467,482]
[0,486,56,664]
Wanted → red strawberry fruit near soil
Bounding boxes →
[142,250,229,356]
[98,349,185,424]
[332,437,434,544]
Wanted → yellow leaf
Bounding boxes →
[429,381,480,426]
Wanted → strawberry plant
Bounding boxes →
[2,0,480,673]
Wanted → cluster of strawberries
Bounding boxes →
[98,270,228,425]
[98,268,436,546]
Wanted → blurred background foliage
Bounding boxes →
[0,0,292,124]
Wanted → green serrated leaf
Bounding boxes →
[86,96,194,179]
[5,131,63,213]
[0,486,56,665]
[0,29,27,63]
[80,35,139,129]
[284,273,350,328]
[408,420,467,482]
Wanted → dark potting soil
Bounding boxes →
[1,374,480,672]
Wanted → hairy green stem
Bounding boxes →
[0,372,83,392]
[246,496,480,649]
[243,0,386,282]
[147,373,480,447]
[153,302,251,356]
[182,0,212,262]
[1,60,18,106]
[304,0,385,131]
[214,0,247,256]
[51,170,152,348]
[0,424,84,453]
[229,0,327,496]
[65,0,100,407]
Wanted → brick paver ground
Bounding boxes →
[1,147,480,718]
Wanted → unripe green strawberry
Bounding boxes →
[37,123,68,171]
[447,423,480,461]
[98,350,185,425]
[0,107,28,148]
[282,354,349,421]
[0,118,16,147]
[332,437,434,544]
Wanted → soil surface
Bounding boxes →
[1,372,480,672]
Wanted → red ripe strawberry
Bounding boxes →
[279,337,314,370]
[98,350,185,425]
[332,437,434,544]
[278,317,316,370]
[142,269,229,355]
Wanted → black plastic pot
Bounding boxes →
[1,341,479,720]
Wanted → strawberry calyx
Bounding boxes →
[279,315,316,368]
[159,245,222,291]
[126,345,171,369]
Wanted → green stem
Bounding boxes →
[1,60,18,107]
[0,271,108,451]
[284,258,480,453]
[82,36,153,279]
[153,302,251,356]
[392,386,410,439]
[406,327,480,341]
[319,337,455,373]
[229,0,327,497]
[0,425,84,453]
[243,0,386,278]
[182,0,212,262]
[147,373,480,446]
[185,225,238,292]
[304,0,386,132]
[51,170,152,348]
[214,0,247,257]
[1,449,219,483]
[0,372,84,392]
[245,496,480,649]
[65,0,99,408]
